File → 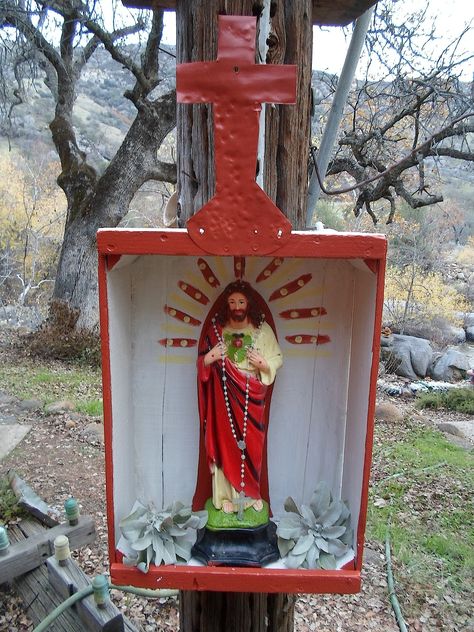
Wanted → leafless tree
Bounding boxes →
[0,0,176,328]
[311,1,474,224]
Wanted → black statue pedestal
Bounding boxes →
[192,521,280,567]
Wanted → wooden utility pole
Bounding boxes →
[179,591,295,632]
[176,1,311,629]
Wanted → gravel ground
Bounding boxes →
[0,335,472,630]
[0,405,400,631]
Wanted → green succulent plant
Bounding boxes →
[118,501,208,573]
[277,482,353,570]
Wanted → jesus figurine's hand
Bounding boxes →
[204,342,226,366]
[247,349,269,373]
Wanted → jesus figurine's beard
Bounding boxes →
[230,309,248,322]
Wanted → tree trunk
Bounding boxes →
[176,1,312,629]
[53,92,176,330]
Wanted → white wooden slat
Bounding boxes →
[106,254,379,556]
[342,263,378,554]
[107,265,135,536]
[301,260,354,503]
[266,259,320,513]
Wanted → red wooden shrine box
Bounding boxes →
[97,228,386,593]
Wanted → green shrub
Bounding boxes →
[416,388,474,415]
[415,392,444,410]
[0,477,28,524]
[444,388,474,415]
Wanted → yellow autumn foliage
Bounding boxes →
[0,152,65,244]
[456,237,474,266]
[0,150,66,302]
[384,265,468,328]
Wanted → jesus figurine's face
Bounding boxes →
[227,292,249,324]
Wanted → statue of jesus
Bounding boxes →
[196,281,283,517]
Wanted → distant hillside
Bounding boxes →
[0,46,348,170]
[1,44,175,170]
[1,43,473,231]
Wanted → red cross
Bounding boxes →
[177,15,296,255]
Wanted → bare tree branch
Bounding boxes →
[311,112,474,222]
[1,2,68,81]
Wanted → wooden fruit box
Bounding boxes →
[98,228,386,593]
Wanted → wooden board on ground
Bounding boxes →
[7,518,140,631]
[47,555,139,632]
[0,515,95,584]
[9,521,87,632]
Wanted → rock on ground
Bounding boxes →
[44,400,75,415]
[429,348,472,382]
[375,402,405,423]
[381,334,433,380]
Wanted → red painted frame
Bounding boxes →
[98,227,386,593]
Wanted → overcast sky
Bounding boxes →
[161,0,472,79]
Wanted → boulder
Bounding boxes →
[466,326,474,343]
[44,400,75,415]
[0,304,43,330]
[81,421,104,445]
[442,325,466,345]
[375,402,404,422]
[436,423,466,438]
[0,392,17,406]
[464,313,474,328]
[429,349,471,382]
[398,319,465,346]
[19,399,42,411]
[381,334,433,380]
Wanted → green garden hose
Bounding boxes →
[32,580,178,631]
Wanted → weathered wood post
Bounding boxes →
[176,0,313,231]
[176,4,310,628]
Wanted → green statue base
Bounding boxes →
[204,498,270,531]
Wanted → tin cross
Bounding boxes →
[177,15,297,255]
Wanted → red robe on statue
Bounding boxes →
[193,316,283,511]
[197,323,268,501]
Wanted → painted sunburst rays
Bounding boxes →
[158,257,331,358]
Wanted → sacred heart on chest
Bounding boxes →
[224,332,253,363]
